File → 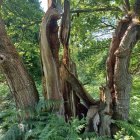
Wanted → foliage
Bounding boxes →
[1,92,140,140]
[0,0,140,140]
[114,128,135,140]
[1,0,43,81]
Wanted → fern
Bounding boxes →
[114,128,135,140]
[38,114,84,140]
[2,124,22,140]
[115,120,140,139]
[36,99,61,113]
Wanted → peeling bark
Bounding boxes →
[61,64,97,108]
[59,0,72,120]
[40,8,61,100]
[85,105,99,132]
[59,0,82,120]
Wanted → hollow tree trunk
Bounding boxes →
[40,0,140,137]
[0,18,39,110]
[40,5,62,101]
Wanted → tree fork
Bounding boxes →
[114,23,140,120]
[106,16,132,103]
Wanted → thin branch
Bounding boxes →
[21,20,41,29]
[123,0,130,12]
[100,20,116,29]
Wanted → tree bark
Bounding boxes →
[106,17,131,104]
[106,3,140,135]
[40,8,62,101]
[0,18,39,110]
[114,23,140,120]
[61,64,96,108]
[60,0,81,120]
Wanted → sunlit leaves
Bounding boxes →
[1,0,43,80]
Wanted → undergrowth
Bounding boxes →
[0,78,140,140]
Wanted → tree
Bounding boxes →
[106,0,140,134]
[0,1,39,112]
[0,0,140,138]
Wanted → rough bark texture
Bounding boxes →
[106,17,131,104]
[114,23,140,120]
[99,86,112,136]
[134,0,140,17]
[0,18,39,110]
[106,5,140,135]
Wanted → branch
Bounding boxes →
[70,7,120,14]
[61,64,97,107]
[60,0,70,47]
[20,20,41,29]
[100,20,116,29]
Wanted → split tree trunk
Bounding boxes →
[0,17,39,110]
[40,0,140,137]
[60,0,78,120]
[40,6,62,101]
[40,0,91,119]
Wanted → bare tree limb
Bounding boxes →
[100,20,116,29]
[70,7,120,14]
[61,64,97,108]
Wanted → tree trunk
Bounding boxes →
[40,0,140,137]
[60,0,75,120]
[114,23,140,120]
[106,5,140,135]
[40,8,62,101]
[0,18,39,111]
[106,16,132,122]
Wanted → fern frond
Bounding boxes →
[2,124,22,140]
[115,120,140,139]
